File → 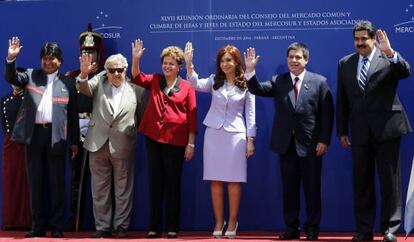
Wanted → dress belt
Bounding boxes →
[35,123,52,128]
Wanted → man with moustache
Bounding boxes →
[5,37,79,238]
[336,20,411,242]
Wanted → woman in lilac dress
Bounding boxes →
[184,42,256,238]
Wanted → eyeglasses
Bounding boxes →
[107,68,125,74]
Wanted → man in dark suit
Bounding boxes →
[336,20,411,242]
[5,37,79,238]
[244,42,334,241]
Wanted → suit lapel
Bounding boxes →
[218,84,228,99]
[347,54,360,93]
[52,74,61,99]
[103,79,114,114]
[115,78,132,117]
[295,72,310,109]
[365,49,382,91]
[287,76,296,107]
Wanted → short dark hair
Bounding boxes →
[40,42,63,62]
[353,20,376,38]
[286,42,309,61]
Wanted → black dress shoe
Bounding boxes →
[116,227,128,238]
[279,231,300,240]
[382,233,396,242]
[351,232,373,241]
[51,230,64,238]
[146,231,161,238]
[91,230,112,238]
[25,230,46,238]
[306,231,318,241]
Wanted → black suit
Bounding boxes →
[336,48,411,234]
[247,71,334,233]
[5,61,79,233]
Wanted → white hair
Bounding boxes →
[104,53,128,69]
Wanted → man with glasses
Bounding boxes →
[76,53,145,238]
[336,20,411,242]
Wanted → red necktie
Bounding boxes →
[294,77,300,100]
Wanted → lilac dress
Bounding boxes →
[188,72,256,182]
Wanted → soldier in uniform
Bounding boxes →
[0,84,31,229]
[66,24,105,231]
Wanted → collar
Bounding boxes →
[359,46,377,63]
[160,75,182,96]
[111,80,125,90]
[290,69,306,82]
[47,70,59,82]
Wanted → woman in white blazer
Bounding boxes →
[184,43,256,239]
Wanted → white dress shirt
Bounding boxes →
[111,82,125,115]
[290,70,306,95]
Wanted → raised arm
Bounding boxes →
[131,39,145,78]
[243,47,260,74]
[7,36,22,61]
[76,53,101,96]
[376,29,395,58]
[184,41,194,78]
[183,41,213,92]
[243,48,274,97]
[5,36,29,88]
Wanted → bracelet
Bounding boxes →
[247,137,255,142]
[187,143,195,148]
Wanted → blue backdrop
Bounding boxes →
[0,0,414,232]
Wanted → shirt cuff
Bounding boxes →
[76,75,88,83]
[387,52,398,64]
[244,70,255,81]
[6,57,15,64]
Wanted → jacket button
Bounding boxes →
[160,121,164,125]
[110,125,112,128]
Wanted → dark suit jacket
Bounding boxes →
[336,49,412,145]
[4,61,79,155]
[247,71,334,156]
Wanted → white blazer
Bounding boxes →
[188,72,256,137]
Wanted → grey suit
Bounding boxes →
[77,71,145,231]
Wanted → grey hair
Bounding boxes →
[104,53,128,69]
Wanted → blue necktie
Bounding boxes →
[358,57,369,92]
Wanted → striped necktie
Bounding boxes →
[358,57,369,92]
